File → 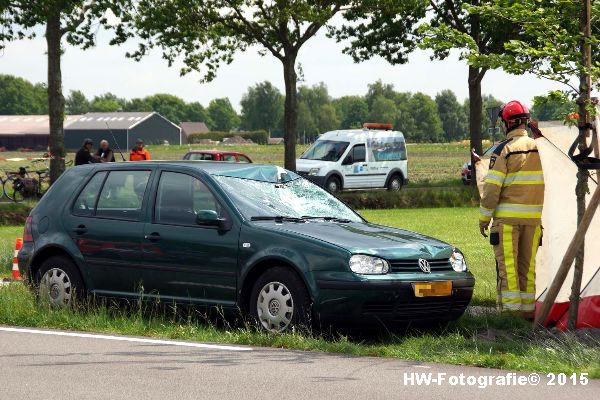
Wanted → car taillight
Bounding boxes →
[24,216,33,242]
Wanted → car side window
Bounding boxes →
[154,171,221,226]
[238,155,250,163]
[72,171,107,216]
[352,144,366,163]
[95,170,151,220]
[223,154,237,162]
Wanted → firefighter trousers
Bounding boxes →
[491,222,542,316]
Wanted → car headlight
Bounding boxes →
[349,255,390,275]
[308,167,321,176]
[450,249,468,272]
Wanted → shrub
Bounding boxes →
[187,130,269,145]
[338,187,480,209]
[0,202,33,225]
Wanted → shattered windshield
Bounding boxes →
[212,166,362,222]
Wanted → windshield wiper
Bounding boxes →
[301,216,352,223]
[251,216,306,223]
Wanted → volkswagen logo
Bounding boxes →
[418,258,431,273]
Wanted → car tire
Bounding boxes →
[37,256,84,308]
[249,267,312,333]
[387,174,403,191]
[325,176,341,194]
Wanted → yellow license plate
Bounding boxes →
[413,281,453,297]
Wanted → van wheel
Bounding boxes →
[250,267,311,333]
[387,174,403,191]
[37,256,84,308]
[325,176,341,194]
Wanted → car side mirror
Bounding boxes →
[196,210,225,227]
[342,156,353,165]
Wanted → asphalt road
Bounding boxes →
[0,326,598,400]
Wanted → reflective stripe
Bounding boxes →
[485,171,505,186]
[503,171,544,186]
[519,292,535,299]
[479,207,494,222]
[495,203,543,219]
[520,303,535,312]
[501,291,521,299]
[527,226,542,294]
[501,302,522,310]
[503,224,518,292]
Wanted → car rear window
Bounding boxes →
[73,171,107,216]
[72,170,151,220]
[188,153,214,161]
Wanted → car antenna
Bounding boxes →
[105,121,126,161]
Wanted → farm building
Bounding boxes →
[180,121,209,144]
[65,112,180,150]
[0,115,82,150]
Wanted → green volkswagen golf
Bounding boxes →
[17,161,474,332]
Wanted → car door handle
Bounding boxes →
[72,225,88,235]
[144,232,161,242]
[362,164,368,167]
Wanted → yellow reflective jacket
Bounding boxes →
[479,128,544,226]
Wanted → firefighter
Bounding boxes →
[129,139,150,161]
[479,100,544,319]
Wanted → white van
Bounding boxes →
[296,124,408,193]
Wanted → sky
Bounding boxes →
[0,26,568,113]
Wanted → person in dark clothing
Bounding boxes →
[95,140,115,162]
[75,138,99,166]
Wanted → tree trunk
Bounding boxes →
[568,0,592,331]
[468,66,484,186]
[282,54,298,171]
[46,12,66,184]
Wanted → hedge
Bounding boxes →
[0,202,33,225]
[337,187,480,209]
[187,130,269,145]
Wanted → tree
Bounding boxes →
[207,98,239,132]
[184,102,212,127]
[65,90,89,114]
[0,1,129,182]
[316,104,340,133]
[365,80,397,110]
[436,89,467,141]
[115,1,356,170]
[336,0,518,182]
[368,96,397,125]
[333,96,369,129]
[89,93,126,112]
[408,92,443,143]
[297,101,317,141]
[240,81,284,135]
[531,92,576,121]
[0,74,47,114]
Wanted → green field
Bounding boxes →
[0,142,477,187]
[1,208,598,375]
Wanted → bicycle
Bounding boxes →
[2,158,73,202]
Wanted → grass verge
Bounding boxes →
[0,283,598,376]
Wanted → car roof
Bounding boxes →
[317,129,405,141]
[185,150,245,155]
[79,160,277,176]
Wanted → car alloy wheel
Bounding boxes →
[256,281,294,332]
[326,177,340,194]
[388,176,402,191]
[39,267,73,307]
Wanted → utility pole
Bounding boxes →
[569,0,592,330]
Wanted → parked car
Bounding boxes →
[183,150,252,163]
[18,162,474,332]
[461,144,499,185]
[295,123,408,193]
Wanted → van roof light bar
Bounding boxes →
[363,123,393,131]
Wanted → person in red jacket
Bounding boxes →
[129,139,150,161]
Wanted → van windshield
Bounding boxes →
[301,140,349,162]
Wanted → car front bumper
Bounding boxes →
[314,273,475,326]
[295,171,327,188]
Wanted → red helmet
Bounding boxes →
[499,100,530,126]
